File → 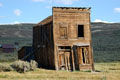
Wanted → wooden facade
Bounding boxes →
[33,7,94,71]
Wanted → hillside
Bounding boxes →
[0,23,35,47]
[0,22,120,62]
[91,22,120,62]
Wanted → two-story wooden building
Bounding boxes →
[33,7,94,71]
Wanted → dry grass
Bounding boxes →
[0,62,120,80]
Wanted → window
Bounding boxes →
[59,22,68,39]
[78,25,84,37]
[58,46,71,51]
[59,46,71,50]
[59,27,67,38]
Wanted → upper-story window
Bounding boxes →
[59,23,68,39]
[60,27,67,38]
[78,25,84,37]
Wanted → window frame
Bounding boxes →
[59,23,68,39]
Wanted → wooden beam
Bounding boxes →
[71,47,75,71]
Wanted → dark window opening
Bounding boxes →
[58,46,71,50]
[82,48,85,64]
[78,25,84,37]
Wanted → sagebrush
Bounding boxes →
[10,60,38,73]
[0,64,13,72]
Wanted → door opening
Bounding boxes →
[73,46,90,70]
[82,48,85,64]
[58,46,72,71]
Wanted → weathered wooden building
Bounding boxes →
[33,7,94,71]
[2,44,15,53]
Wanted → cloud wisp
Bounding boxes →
[32,0,79,5]
[55,0,79,5]
[114,8,120,13]
[32,0,45,2]
[0,2,3,7]
[94,19,113,23]
[14,9,21,16]
[0,16,5,18]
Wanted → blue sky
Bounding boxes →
[0,0,120,24]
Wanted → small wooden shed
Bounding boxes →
[33,7,94,71]
[2,44,15,53]
[18,46,33,61]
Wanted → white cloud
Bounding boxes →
[32,0,45,2]
[13,21,20,24]
[0,21,20,25]
[56,0,79,5]
[0,16,5,18]
[14,9,21,16]
[32,0,79,5]
[94,19,113,23]
[114,8,120,13]
[0,21,36,25]
[0,3,3,7]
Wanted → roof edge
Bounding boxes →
[35,15,53,26]
[53,6,91,10]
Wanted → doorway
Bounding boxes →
[73,46,90,70]
[58,46,73,71]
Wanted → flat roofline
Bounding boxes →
[53,6,91,10]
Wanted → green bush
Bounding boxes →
[0,64,13,72]
[10,60,38,73]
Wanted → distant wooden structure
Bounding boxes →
[0,44,2,52]
[33,7,94,71]
[18,46,33,61]
[2,44,15,53]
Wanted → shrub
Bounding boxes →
[30,60,38,71]
[10,60,38,73]
[11,60,30,73]
[0,64,13,72]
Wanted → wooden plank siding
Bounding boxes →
[33,20,55,69]
[33,7,94,71]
